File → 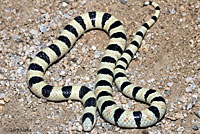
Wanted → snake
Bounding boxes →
[27,1,167,131]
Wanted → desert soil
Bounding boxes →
[0,0,199,134]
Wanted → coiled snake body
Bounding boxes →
[27,1,167,131]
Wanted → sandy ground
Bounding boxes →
[0,0,199,134]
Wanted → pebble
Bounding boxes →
[179,96,187,103]
[0,92,5,99]
[190,83,196,91]
[192,125,199,131]
[35,130,41,134]
[62,2,68,7]
[102,123,112,130]
[4,96,10,103]
[82,46,86,53]
[94,51,101,59]
[189,39,194,47]
[194,110,200,118]
[81,0,87,5]
[198,88,200,94]
[185,77,193,83]
[50,22,57,30]
[192,96,197,103]
[167,82,173,87]
[83,76,90,82]
[177,126,184,133]
[64,13,72,19]
[30,29,38,36]
[77,59,82,64]
[164,89,171,96]
[185,86,192,93]
[197,16,200,21]
[186,103,193,110]
[163,9,168,14]
[59,70,66,76]
[0,100,5,105]
[120,0,127,5]
[35,119,40,124]
[147,78,155,83]
[170,8,176,14]
[91,45,96,51]
[40,24,47,33]
[77,125,82,132]
[12,34,21,42]
[114,127,120,131]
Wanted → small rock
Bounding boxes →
[189,39,194,47]
[40,13,49,22]
[179,96,187,103]
[115,127,120,131]
[81,0,87,5]
[0,100,5,105]
[77,125,82,132]
[142,130,149,134]
[185,87,192,93]
[91,45,96,51]
[30,29,38,36]
[40,24,47,33]
[170,8,176,14]
[191,83,196,91]
[35,119,40,124]
[82,47,86,53]
[59,70,66,76]
[192,97,197,104]
[12,34,21,42]
[77,59,82,64]
[0,92,5,99]
[185,77,193,83]
[84,76,90,82]
[64,13,72,19]
[192,125,199,131]
[50,22,57,30]
[198,88,200,94]
[4,96,10,103]
[94,51,101,59]
[194,110,200,118]
[62,2,68,7]
[177,126,184,133]
[120,0,127,5]
[167,82,173,87]
[35,130,41,134]
[183,113,187,117]
[197,16,200,21]
[164,89,171,96]
[147,78,155,83]
[102,122,112,129]
[186,103,193,110]
[163,9,168,14]
[16,67,24,74]
[174,113,184,120]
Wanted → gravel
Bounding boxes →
[0,0,199,133]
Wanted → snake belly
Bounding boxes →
[27,1,166,131]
